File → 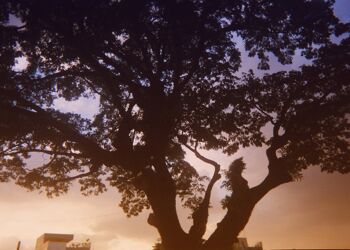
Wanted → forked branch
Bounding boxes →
[183,142,221,243]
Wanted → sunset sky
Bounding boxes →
[1,1,350,250]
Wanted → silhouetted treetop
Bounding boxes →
[239,35,350,176]
[1,1,349,249]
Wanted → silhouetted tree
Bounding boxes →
[1,1,349,250]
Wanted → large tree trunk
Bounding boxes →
[147,182,190,250]
[149,192,257,250]
[202,193,256,250]
[145,142,293,250]
[202,167,292,250]
[143,155,191,250]
[148,185,259,250]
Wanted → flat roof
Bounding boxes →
[37,233,74,243]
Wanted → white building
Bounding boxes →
[35,233,90,250]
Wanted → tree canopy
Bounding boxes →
[0,1,349,249]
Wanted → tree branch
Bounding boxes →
[1,148,84,158]
[53,171,94,183]
[204,158,292,250]
[183,142,220,170]
[183,142,221,243]
[251,101,276,125]
[0,96,115,167]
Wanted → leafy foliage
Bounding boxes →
[241,51,350,177]
[0,0,349,248]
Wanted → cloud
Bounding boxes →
[243,168,350,249]
[74,232,153,250]
[71,213,158,250]
[89,211,158,246]
[54,96,99,119]
[0,236,25,250]
[12,56,29,72]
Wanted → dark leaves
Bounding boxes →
[0,0,348,218]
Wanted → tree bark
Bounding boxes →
[202,167,292,250]
[147,182,189,249]
[202,192,256,250]
[143,155,190,250]
[146,142,293,250]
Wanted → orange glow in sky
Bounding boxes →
[1,147,350,250]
